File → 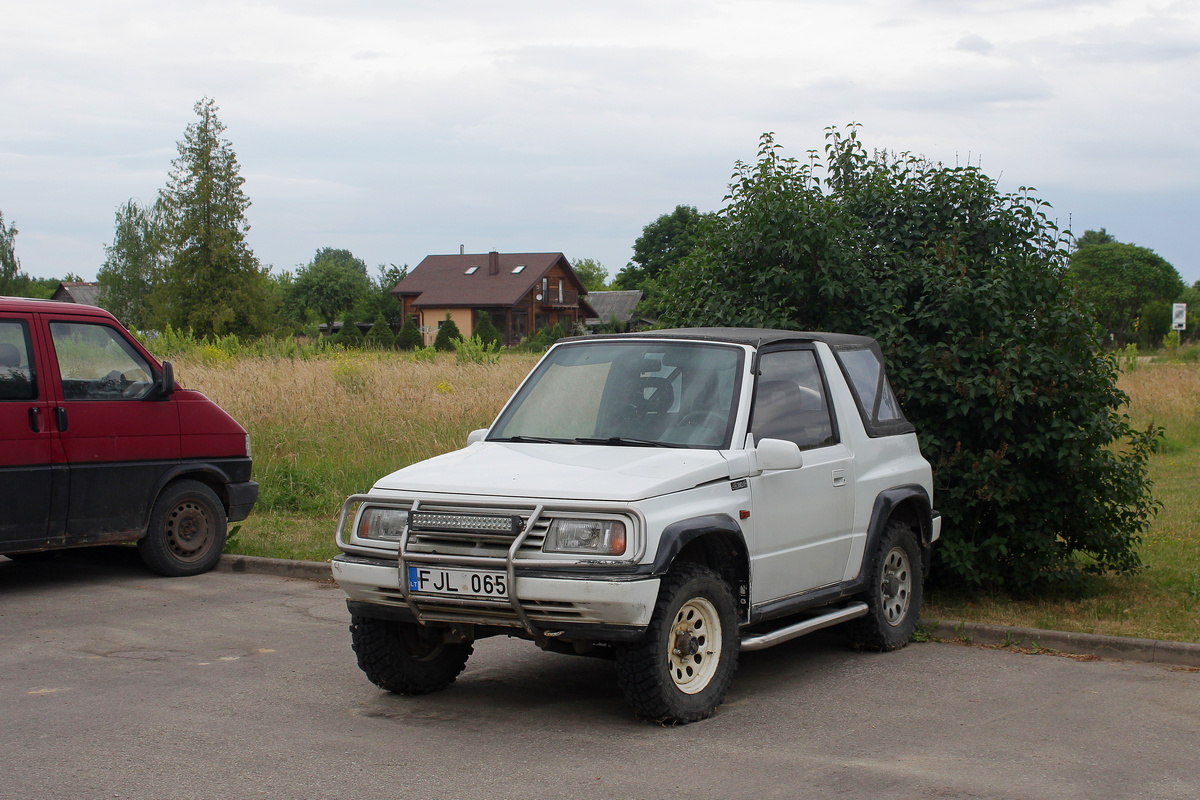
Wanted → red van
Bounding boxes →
[1,297,257,576]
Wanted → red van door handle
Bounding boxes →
[28,407,40,432]
[55,407,68,432]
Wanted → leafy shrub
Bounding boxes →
[433,313,461,351]
[1123,343,1139,373]
[453,334,502,365]
[657,127,1160,593]
[413,345,438,362]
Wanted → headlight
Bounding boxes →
[357,507,407,541]
[543,519,626,556]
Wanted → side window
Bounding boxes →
[752,349,836,449]
[49,322,154,401]
[0,319,37,401]
[837,347,903,424]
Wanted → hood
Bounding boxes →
[372,442,734,502]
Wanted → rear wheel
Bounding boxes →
[137,480,227,577]
[846,520,923,651]
[615,563,739,724]
[350,616,473,695]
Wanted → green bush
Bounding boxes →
[364,315,395,349]
[474,312,503,347]
[413,345,437,362]
[657,127,1160,593]
[453,334,502,365]
[433,313,461,351]
[330,318,364,348]
[395,316,423,350]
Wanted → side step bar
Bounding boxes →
[740,602,869,652]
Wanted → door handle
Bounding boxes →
[55,407,68,432]
[28,407,40,433]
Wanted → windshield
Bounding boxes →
[489,340,744,448]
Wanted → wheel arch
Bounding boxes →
[865,485,934,575]
[139,464,235,535]
[650,514,751,623]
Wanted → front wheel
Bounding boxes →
[137,480,227,577]
[350,616,473,695]
[846,520,923,651]
[615,564,739,724]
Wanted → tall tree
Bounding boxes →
[152,97,270,336]
[289,247,371,331]
[1069,242,1183,347]
[571,257,609,291]
[658,129,1159,594]
[0,210,31,296]
[1074,228,1117,249]
[613,205,712,291]
[97,199,166,329]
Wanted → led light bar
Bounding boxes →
[409,511,520,533]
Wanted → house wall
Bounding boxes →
[418,307,474,346]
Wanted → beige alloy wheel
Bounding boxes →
[879,545,913,627]
[667,596,723,694]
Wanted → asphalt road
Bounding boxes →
[3,548,1198,800]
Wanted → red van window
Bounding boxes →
[48,321,154,401]
[0,319,37,401]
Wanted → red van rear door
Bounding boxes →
[43,315,181,542]
[0,312,61,549]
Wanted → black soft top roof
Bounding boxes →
[573,327,879,349]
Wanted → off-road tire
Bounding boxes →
[846,520,923,651]
[614,563,739,724]
[350,615,473,695]
[137,480,227,577]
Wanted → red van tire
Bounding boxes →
[138,480,228,577]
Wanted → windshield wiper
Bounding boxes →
[492,435,577,444]
[574,437,685,448]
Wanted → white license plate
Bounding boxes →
[407,566,508,599]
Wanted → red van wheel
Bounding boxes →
[137,480,227,577]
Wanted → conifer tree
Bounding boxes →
[152,97,270,336]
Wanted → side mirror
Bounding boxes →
[466,428,488,446]
[158,360,177,396]
[756,437,803,471]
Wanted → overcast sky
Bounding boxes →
[3,0,1198,287]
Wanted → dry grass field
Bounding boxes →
[178,350,541,560]
[183,350,1199,642]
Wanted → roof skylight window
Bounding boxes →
[465,266,479,275]
[512,265,526,274]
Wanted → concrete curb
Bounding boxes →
[215,554,332,581]
[923,619,1200,668]
[214,555,1200,669]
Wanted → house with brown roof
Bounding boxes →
[393,251,595,346]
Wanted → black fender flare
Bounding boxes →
[863,484,934,575]
[649,513,751,620]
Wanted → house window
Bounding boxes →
[465,266,479,275]
[557,279,563,303]
[512,265,526,274]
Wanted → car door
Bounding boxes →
[43,315,180,542]
[0,313,62,550]
[747,346,856,604]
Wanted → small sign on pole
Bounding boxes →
[1172,303,1187,331]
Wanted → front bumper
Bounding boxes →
[333,554,660,639]
[226,480,259,522]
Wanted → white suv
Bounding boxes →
[333,328,940,723]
